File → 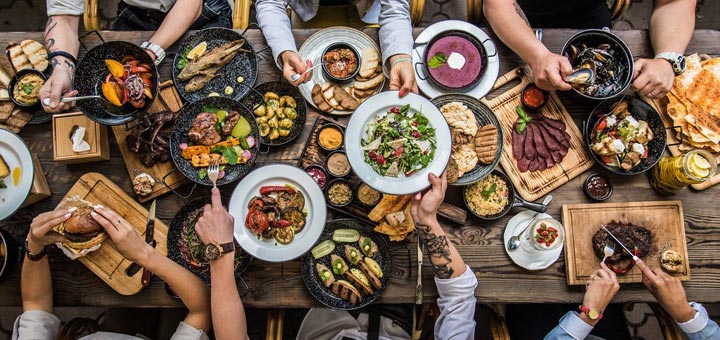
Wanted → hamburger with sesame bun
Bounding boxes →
[56,197,107,251]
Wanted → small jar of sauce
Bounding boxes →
[584,173,613,201]
[521,83,548,110]
[317,124,344,151]
[305,165,328,189]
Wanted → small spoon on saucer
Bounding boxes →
[507,195,553,251]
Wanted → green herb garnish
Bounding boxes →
[211,146,239,165]
[428,53,447,69]
[198,168,207,179]
[515,106,533,134]
[481,182,497,200]
[20,82,34,94]
[177,46,191,70]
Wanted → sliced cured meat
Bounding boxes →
[530,124,550,158]
[542,117,566,131]
[512,125,525,160]
[537,119,566,139]
[550,150,563,163]
[524,122,536,160]
[559,146,569,157]
[536,123,561,151]
[528,156,540,172]
[544,155,555,169]
[517,156,530,172]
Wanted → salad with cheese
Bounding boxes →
[590,100,653,171]
[361,104,436,177]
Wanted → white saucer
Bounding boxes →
[504,211,563,270]
[412,20,500,99]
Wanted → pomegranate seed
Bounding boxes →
[368,150,377,159]
[390,107,399,113]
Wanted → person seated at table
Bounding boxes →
[13,206,212,339]
[294,172,478,339]
[40,0,232,113]
[255,0,418,96]
[195,188,250,340]
[543,259,719,339]
[483,0,695,98]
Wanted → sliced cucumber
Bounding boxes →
[311,240,335,259]
[333,229,360,243]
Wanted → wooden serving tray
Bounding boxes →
[643,96,720,190]
[481,66,595,201]
[58,172,169,295]
[111,80,186,202]
[298,116,467,225]
[562,201,689,285]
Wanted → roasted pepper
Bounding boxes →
[607,247,640,274]
[101,82,122,106]
[104,59,125,78]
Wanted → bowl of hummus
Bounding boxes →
[9,69,46,109]
[423,30,488,91]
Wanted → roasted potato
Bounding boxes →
[279,128,291,137]
[283,107,297,119]
[269,128,280,140]
[254,104,266,117]
[266,98,280,111]
[259,124,270,136]
[279,95,296,108]
[268,116,278,129]
[279,118,293,129]
[264,91,280,102]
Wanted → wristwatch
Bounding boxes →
[140,41,166,65]
[203,241,235,261]
[579,305,603,320]
[25,239,48,261]
[655,52,687,75]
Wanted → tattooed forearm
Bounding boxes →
[417,223,454,279]
[512,1,530,27]
[45,18,58,51]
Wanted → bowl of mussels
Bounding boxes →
[561,29,633,100]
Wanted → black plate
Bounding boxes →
[74,41,158,125]
[170,96,260,186]
[241,81,307,146]
[167,197,252,284]
[431,94,502,186]
[172,28,258,103]
[463,170,546,220]
[584,96,666,176]
[301,219,390,310]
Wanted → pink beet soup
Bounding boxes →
[426,35,483,89]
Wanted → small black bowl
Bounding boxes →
[321,43,361,83]
[326,150,351,177]
[316,123,345,152]
[355,182,381,207]
[325,178,354,207]
[304,164,329,189]
[9,69,46,110]
[0,228,21,284]
[520,83,548,110]
[584,173,613,201]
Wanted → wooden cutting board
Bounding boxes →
[58,172,169,295]
[643,96,720,190]
[481,66,594,201]
[562,201,689,285]
[111,80,186,203]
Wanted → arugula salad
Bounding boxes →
[361,104,436,177]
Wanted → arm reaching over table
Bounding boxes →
[255,0,310,86]
[39,14,80,113]
[411,172,477,339]
[195,188,250,340]
[379,0,416,97]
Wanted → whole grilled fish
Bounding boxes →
[178,39,249,91]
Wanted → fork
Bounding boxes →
[601,243,615,265]
[207,158,220,188]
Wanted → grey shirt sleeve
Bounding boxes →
[169,321,210,340]
[256,0,297,69]
[47,0,85,16]
[378,0,413,71]
[12,310,62,340]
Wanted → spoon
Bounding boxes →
[507,195,553,251]
[290,63,324,82]
[42,95,103,106]
[565,68,595,86]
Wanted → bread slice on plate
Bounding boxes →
[332,280,363,304]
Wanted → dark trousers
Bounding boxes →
[113,0,232,31]
[506,303,631,340]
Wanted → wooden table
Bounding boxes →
[0,28,719,308]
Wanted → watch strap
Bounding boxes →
[24,239,48,261]
[220,242,235,254]
[140,41,165,65]
[654,52,685,75]
[579,305,604,320]
[47,51,77,68]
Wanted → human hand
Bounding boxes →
[529,51,573,91]
[636,259,695,323]
[581,263,620,325]
[632,58,675,99]
[195,188,235,245]
[91,205,153,265]
[410,172,447,225]
[388,54,417,97]
[26,208,75,253]
[39,62,78,113]
[281,51,311,86]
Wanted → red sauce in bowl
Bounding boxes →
[521,84,547,109]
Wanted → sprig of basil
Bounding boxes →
[481,182,497,200]
[428,53,447,69]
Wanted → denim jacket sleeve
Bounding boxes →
[680,302,720,340]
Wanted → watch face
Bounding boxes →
[589,310,600,319]
[204,244,220,260]
[677,55,687,71]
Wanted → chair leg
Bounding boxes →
[409,0,425,27]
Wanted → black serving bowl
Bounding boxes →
[561,29,633,100]
[584,96,666,176]
[584,172,613,201]
[74,41,158,125]
[325,178,354,207]
[326,150,351,177]
[422,30,488,92]
[520,83,548,110]
[241,81,307,146]
[0,228,21,283]
[316,122,345,152]
[304,164,329,189]
[321,43,361,83]
[8,69,46,110]
[463,170,547,220]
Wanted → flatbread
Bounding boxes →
[452,144,478,177]
[685,70,720,118]
[445,157,460,184]
[441,102,477,136]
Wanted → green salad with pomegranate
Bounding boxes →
[361,104,436,177]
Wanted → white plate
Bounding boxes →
[298,27,384,115]
[345,91,452,195]
[413,20,500,99]
[504,211,563,270]
[0,129,34,221]
[229,164,326,262]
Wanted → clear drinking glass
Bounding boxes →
[520,218,565,252]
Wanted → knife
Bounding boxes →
[415,236,423,305]
[601,225,639,261]
[141,200,157,287]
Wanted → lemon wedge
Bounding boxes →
[187,41,207,60]
[690,153,711,169]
